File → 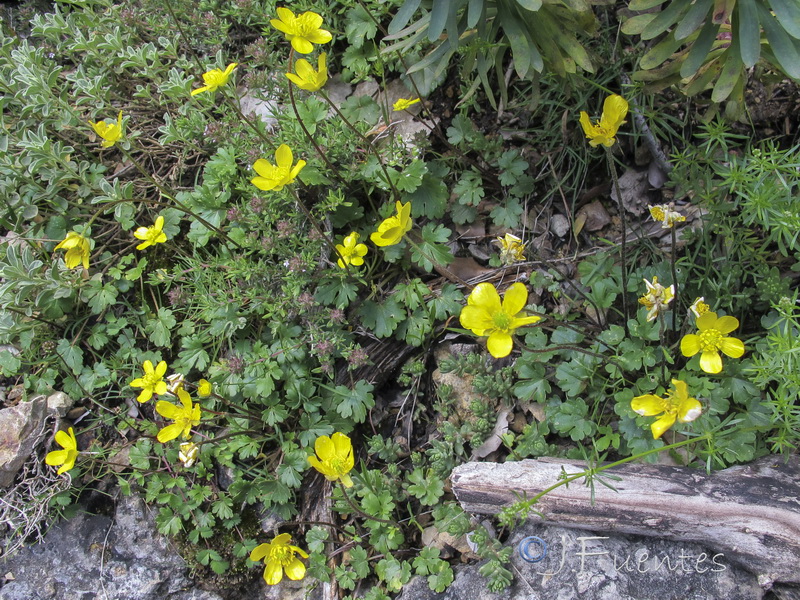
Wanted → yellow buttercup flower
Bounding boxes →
[286,53,328,92]
[638,276,675,322]
[370,201,412,247]
[191,62,237,96]
[680,312,745,374]
[45,427,79,475]
[54,231,91,270]
[250,533,309,585]
[579,94,628,148]
[307,432,354,487]
[632,379,702,439]
[251,144,306,192]
[459,282,541,358]
[134,215,167,250]
[178,442,199,467]
[495,233,526,265]
[130,360,168,403]
[89,110,123,148]
[335,232,368,268]
[155,387,201,443]
[648,204,686,229]
[270,7,332,54]
[197,379,212,398]
[393,97,420,112]
[688,297,710,318]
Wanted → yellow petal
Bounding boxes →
[252,158,274,178]
[275,144,293,169]
[250,543,269,562]
[468,282,501,312]
[291,37,314,54]
[602,94,628,129]
[486,331,513,358]
[715,315,739,335]
[54,429,76,450]
[46,449,68,466]
[157,423,183,443]
[651,413,676,439]
[631,394,665,416]
[285,557,307,581]
[264,561,283,585]
[719,336,745,358]
[502,282,529,316]
[699,350,722,374]
[677,397,702,423]
[459,305,493,335]
[695,311,718,331]
[331,432,352,458]
[314,435,335,461]
[680,334,700,357]
[156,400,181,420]
[339,472,354,487]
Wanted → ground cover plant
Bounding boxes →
[1,0,799,596]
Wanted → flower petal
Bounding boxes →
[275,144,292,169]
[695,311,718,331]
[250,543,269,562]
[459,305,493,336]
[680,334,700,357]
[677,397,703,423]
[715,315,739,334]
[314,435,335,461]
[486,331,513,358]
[264,561,283,585]
[156,400,181,420]
[157,423,183,443]
[502,282,529,316]
[45,449,68,466]
[631,394,664,416]
[719,336,745,358]
[285,557,307,581]
[699,350,722,374]
[468,282,501,312]
[651,413,676,439]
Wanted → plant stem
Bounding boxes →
[605,147,630,336]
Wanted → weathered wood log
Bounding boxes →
[451,456,800,587]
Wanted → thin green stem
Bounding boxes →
[605,147,630,336]
[670,227,679,338]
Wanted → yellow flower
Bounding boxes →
[270,7,332,54]
[197,379,212,397]
[307,432,354,487]
[495,233,526,265]
[638,276,675,322]
[579,94,628,148]
[54,231,91,270]
[370,201,412,247]
[155,387,201,443]
[286,53,328,92]
[335,232,368,268]
[250,533,309,585]
[134,215,167,250]
[632,379,702,439]
[689,297,710,318]
[459,282,541,358]
[45,427,78,475]
[191,62,237,96]
[393,97,420,112]
[130,360,168,403]
[680,312,745,374]
[89,110,123,148]
[251,144,306,192]
[178,442,199,467]
[648,204,686,229]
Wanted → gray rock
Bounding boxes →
[46,392,74,418]
[549,214,570,238]
[0,495,224,600]
[397,523,764,600]
[0,396,47,488]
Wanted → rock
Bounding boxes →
[0,396,47,488]
[0,495,224,600]
[575,201,611,232]
[549,214,570,238]
[46,392,73,417]
[396,523,764,600]
[239,92,279,131]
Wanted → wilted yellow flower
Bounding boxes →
[89,110,123,148]
[251,144,306,192]
[191,62,237,96]
[155,387,201,443]
[178,441,199,467]
[335,232,368,268]
[307,432,354,487]
[45,427,78,475]
[632,379,702,439]
[393,97,420,112]
[197,379,212,397]
[270,7,332,54]
[134,215,167,250]
[286,53,327,92]
[680,312,745,374]
[579,94,628,148]
[638,276,675,322]
[55,231,91,270]
[250,533,309,585]
[689,297,710,318]
[495,233,526,265]
[649,204,686,229]
[370,201,412,247]
[459,282,541,358]
[130,360,168,403]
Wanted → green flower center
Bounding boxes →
[492,311,512,331]
[328,457,346,476]
[698,329,723,351]
[270,544,293,566]
[296,14,320,37]
[142,372,162,389]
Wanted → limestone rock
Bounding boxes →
[0,396,47,488]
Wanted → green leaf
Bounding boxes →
[675,0,713,39]
[490,197,523,228]
[315,277,359,308]
[406,161,449,219]
[454,170,485,206]
[407,468,445,505]
[737,0,761,67]
[622,13,658,36]
[759,3,800,78]
[334,380,375,422]
[0,350,21,376]
[358,297,405,338]
[681,19,721,78]
[146,307,176,348]
[389,0,422,35]
[640,32,683,70]
[515,0,542,11]
[711,48,743,102]
[497,149,528,186]
[57,338,83,375]
[177,335,210,371]
[392,159,427,193]
[345,5,378,47]
[642,0,691,40]
[769,0,800,38]
[410,224,453,271]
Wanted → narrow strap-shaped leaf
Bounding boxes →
[684,53,724,95]
[640,32,683,70]
[711,45,743,102]
[675,0,713,40]
[681,19,721,78]
[642,0,692,40]
[428,0,450,42]
[622,13,657,36]
[515,0,543,11]
[388,0,421,35]
[737,0,761,68]
[629,0,667,11]
[769,0,800,39]
[467,0,484,28]
[499,10,533,78]
[758,2,800,78]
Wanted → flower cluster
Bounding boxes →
[134,215,167,250]
[370,201,412,247]
[286,53,327,92]
[251,144,306,192]
[130,360,168,403]
[155,387,201,443]
[393,97,420,112]
[680,312,745,374]
[638,276,674,322]
[335,232,368,268]
[495,233,526,265]
[632,379,702,439]
[270,8,332,54]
